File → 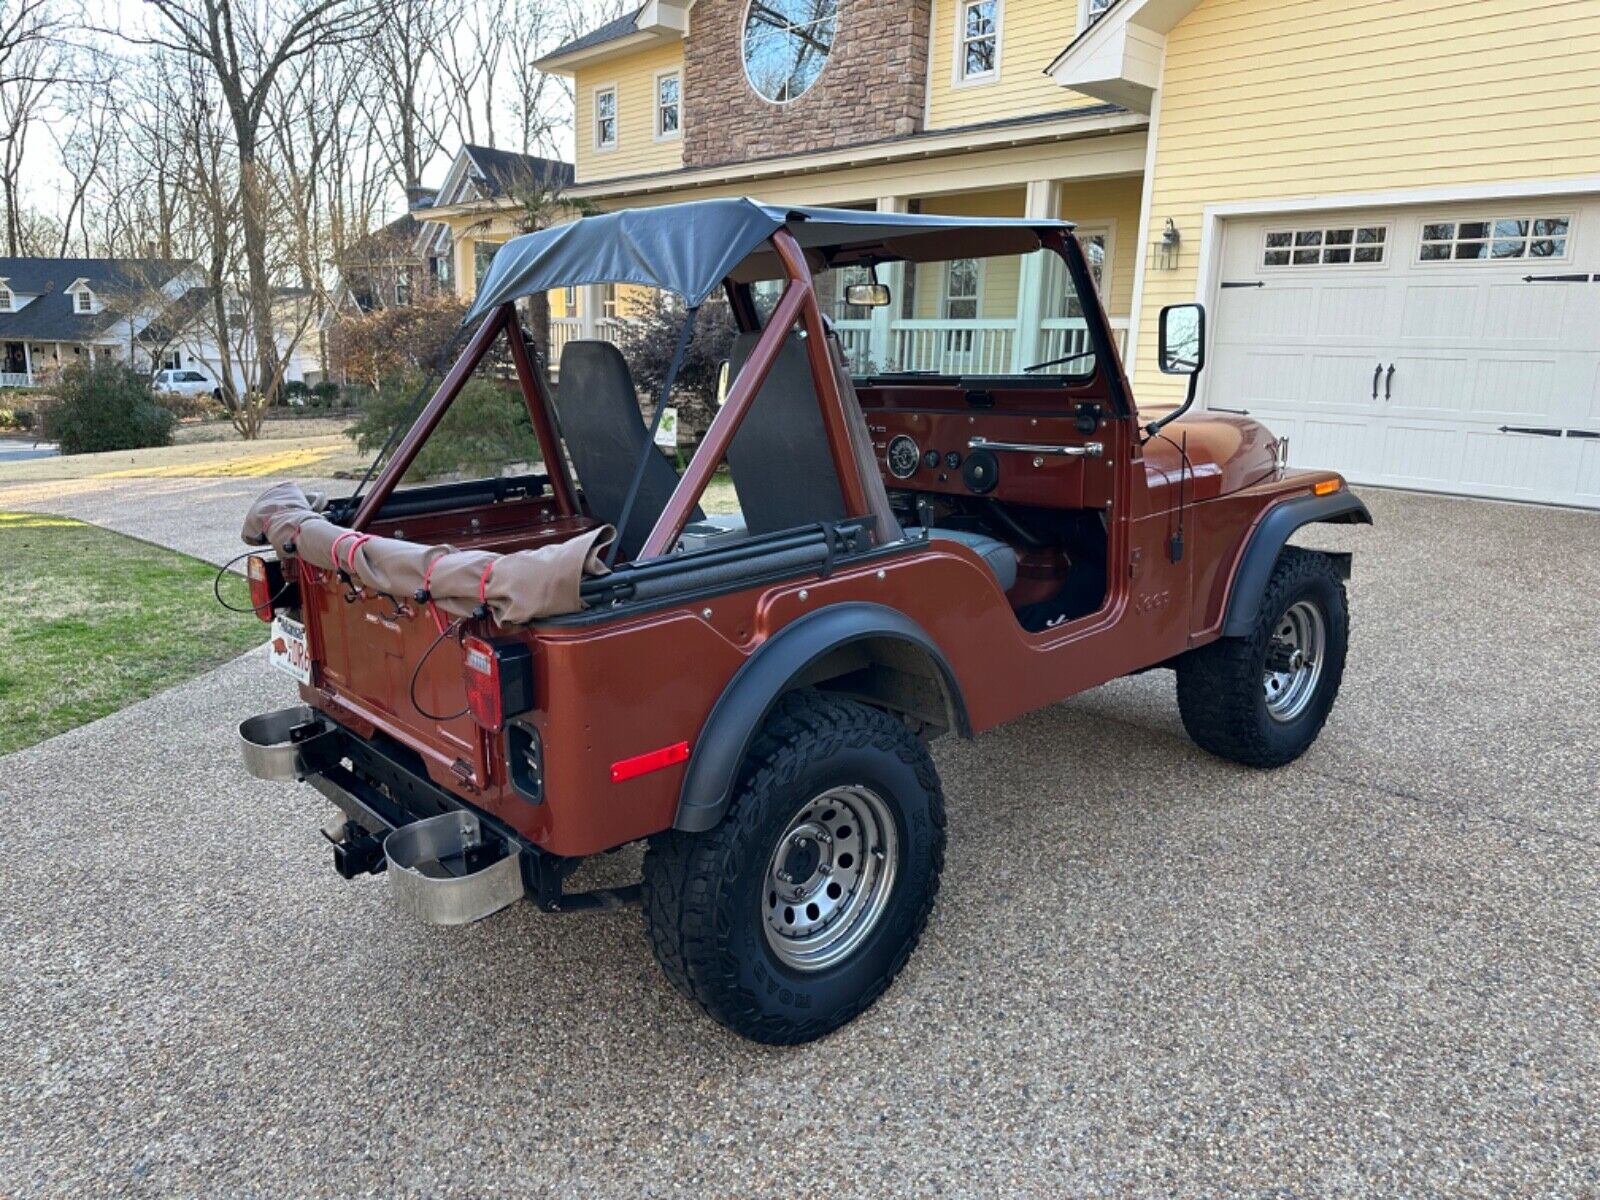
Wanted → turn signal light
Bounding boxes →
[1313,479,1342,497]
[246,555,276,623]
[460,636,534,731]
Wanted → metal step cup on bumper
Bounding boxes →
[238,704,525,925]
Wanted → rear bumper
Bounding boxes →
[239,705,525,923]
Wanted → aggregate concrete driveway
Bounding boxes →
[2,489,1597,1197]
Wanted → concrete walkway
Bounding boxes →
[0,486,1596,1196]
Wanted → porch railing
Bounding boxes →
[0,371,34,388]
[548,316,627,369]
[832,316,1129,376]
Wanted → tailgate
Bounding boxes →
[297,562,492,788]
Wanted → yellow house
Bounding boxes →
[526,0,1600,509]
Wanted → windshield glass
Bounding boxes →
[810,245,1101,380]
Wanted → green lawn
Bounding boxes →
[0,513,266,754]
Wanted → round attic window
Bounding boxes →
[743,0,838,104]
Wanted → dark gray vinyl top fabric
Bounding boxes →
[555,340,700,559]
[465,199,1072,318]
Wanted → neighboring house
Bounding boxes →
[139,286,322,393]
[531,0,1600,509]
[331,190,455,313]
[0,257,319,392]
[0,258,197,386]
[414,143,576,304]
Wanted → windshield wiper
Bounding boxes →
[1023,349,1096,374]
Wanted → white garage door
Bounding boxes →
[1207,199,1600,508]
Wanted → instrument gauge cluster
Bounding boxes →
[886,434,921,480]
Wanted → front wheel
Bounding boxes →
[1176,546,1349,768]
[642,691,946,1044]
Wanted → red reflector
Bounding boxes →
[610,740,690,784]
[246,555,275,623]
[460,635,504,730]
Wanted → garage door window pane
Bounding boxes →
[1263,224,1387,268]
[1420,214,1571,263]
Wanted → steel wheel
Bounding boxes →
[1263,599,1326,722]
[762,784,899,973]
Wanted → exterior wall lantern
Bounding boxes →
[1156,218,1182,271]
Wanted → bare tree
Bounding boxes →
[129,0,370,423]
[357,0,451,194]
[0,0,64,254]
[437,0,509,149]
[504,0,622,157]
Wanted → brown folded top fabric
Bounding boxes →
[241,482,613,623]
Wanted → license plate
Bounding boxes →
[267,615,312,685]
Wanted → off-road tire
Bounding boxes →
[1176,547,1348,768]
[641,690,946,1045]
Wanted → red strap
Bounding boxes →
[344,533,374,573]
[328,531,356,571]
[477,559,495,608]
[421,555,448,634]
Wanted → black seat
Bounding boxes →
[727,332,850,533]
[728,332,1017,591]
[555,340,700,558]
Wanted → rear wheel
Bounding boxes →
[641,691,945,1044]
[1176,547,1349,768]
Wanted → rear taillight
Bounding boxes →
[247,555,276,623]
[460,636,534,731]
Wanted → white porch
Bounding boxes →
[540,175,1142,381]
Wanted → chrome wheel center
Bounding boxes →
[762,786,898,972]
[1263,599,1326,723]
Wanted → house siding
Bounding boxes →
[573,43,687,184]
[1132,0,1600,404]
[926,0,1106,129]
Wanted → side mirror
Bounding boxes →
[845,282,892,308]
[1158,303,1206,375]
[715,359,730,406]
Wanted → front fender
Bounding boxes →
[1221,490,1372,637]
[673,603,968,834]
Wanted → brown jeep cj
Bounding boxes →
[237,201,1370,1044]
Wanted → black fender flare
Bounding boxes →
[673,603,969,833]
[1221,490,1372,637]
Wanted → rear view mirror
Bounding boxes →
[845,283,891,308]
[1158,303,1205,375]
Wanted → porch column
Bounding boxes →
[22,341,31,385]
[872,195,908,372]
[1013,179,1061,372]
[579,284,604,341]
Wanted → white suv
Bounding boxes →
[153,368,220,399]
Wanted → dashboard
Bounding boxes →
[865,407,1116,510]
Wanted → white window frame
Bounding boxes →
[1261,224,1390,270]
[952,0,1002,88]
[1080,0,1114,31]
[1416,213,1573,266]
[942,257,983,319]
[653,69,681,142]
[0,285,11,312]
[593,84,618,153]
[75,289,94,312]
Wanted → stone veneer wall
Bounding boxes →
[683,0,931,168]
